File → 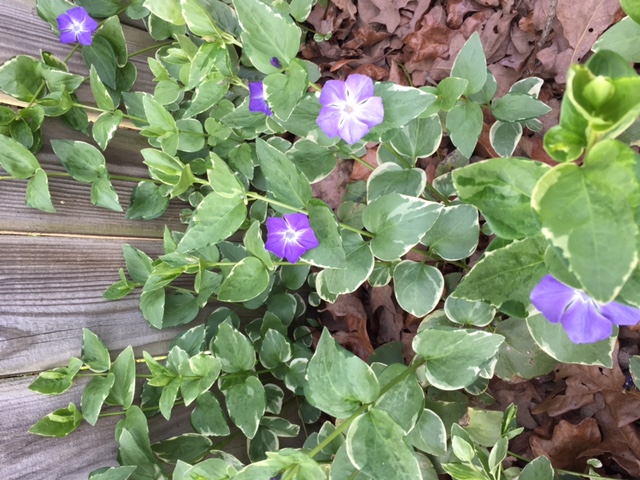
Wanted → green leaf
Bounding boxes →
[249,428,279,463]
[163,291,200,328]
[393,261,444,317]
[0,134,40,178]
[233,0,301,73]
[301,199,345,268]
[446,101,483,158]
[265,60,308,121]
[374,363,424,433]
[363,193,442,261]
[176,119,205,153]
[82,328,111,372]
[88,466,137,480]
[187,42,222,90]
[91,174,122,212]
[453,236,547,318]
[218,256,270,303]
[29,357,82,395]
[142,95,177,134]
[140,287,166,329]
[593,17,640,63]
[122,244,153,284]
[94,15,128,66]
[51,140,105,183]
[29,403,83,437]
[0,55,43,102]
[421,204,479,261]
[212,322,256,373]
[305,329,380,418]
[413,327,504,390]
[105,346,136,409]
[82,36,117,89]
[177,192,247,253]
[244,220,274,270]
[191,392,230,436]
[287,139,337,183]
[259,329,292,369]
[144,0,185,24]
[81,373,115,426]
[90,65,115,111]
[208,152,245,197]
[346,409,421,479]
[226,376,266,438]
[519,455,554,480]
[407,409,447,456]
[126,181,170,220]
[453,157,550,239]
[25,168,55,213]
[256,138,312,211]
[436,77,469,111]
[368,83,437,138]
[181,0,220,38]
[152,433,212,464]
[388,115,442,163]
[444,296,495,327]
[451,32,487,95]
[93,111,123,150]
[366,163,426,202]
[526,314,615,367]
[316,230,374,300]
[184,75,228,118]
[180,354,222,405]
[494,318,557,381]
[532,140,639,302]
[490,121,523,158]
[492,93,551,122]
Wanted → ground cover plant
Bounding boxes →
[3,0,640,478]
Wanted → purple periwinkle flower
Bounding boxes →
[317,74,384,145]
[270,57,282,69]
[248,82,272,116]
[530,275,640,344]
[56,7,98,46]
[265,213,319,263]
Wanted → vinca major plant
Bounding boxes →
[2,0,640,479]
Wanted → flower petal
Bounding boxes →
[248,82,272,116]
[66,7,89,22]
[284,213,311,231]
[600,301,640,326]
[345,74,374,104]
[76,30,94,46]
[56,13,73,31]
[282,241,310,263]
[561,297,613,344]
[530,275,578,324]
[317,105,343,139]
[338,116,370,145]
[59,30,77,44]
[319,80,347,106]
[351,96,384,130]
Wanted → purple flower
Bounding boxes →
[317,74,384,145]
[248,82,272,116]
[265,213,319,263]
[530,275,640,344]
[270,57,282,69]
[56,7,98,46]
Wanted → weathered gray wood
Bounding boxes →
[0,234,252,376]
[0,0,161,106]
[0,118,186,237]
[0,375,248,480]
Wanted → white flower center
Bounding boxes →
[70,20,86,34]
[283,227,301,244]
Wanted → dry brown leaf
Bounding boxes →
[447,0,485,29]
[404,6,454,62]
[311,159,352,209]
[357,0,411,33]
[530,418,602,471]
[349,146,378,181]
[320,295,374,359]
[555,0,622,64]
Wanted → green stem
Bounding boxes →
[308,82,321,92]
[380,143,413,169]
[128,41,173,59]
[508,451,620,480]
[71,102,148,125]
[46,171,153,183]
[308,358,427,459]
[245,192,375,238]
[349,153,375,171]
[423,182,450,206]
[98,400,185,418]
[63,43,81,63]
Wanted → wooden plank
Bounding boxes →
[0,0,161,106]
[0,375,248,480]
[0,117,186,237]
[0,234,250,376]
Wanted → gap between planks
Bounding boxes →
[0,230,163,242]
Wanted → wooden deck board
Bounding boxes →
[0,375,248,480]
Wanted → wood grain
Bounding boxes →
[0,375,248,480]
[0,234,253,376]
